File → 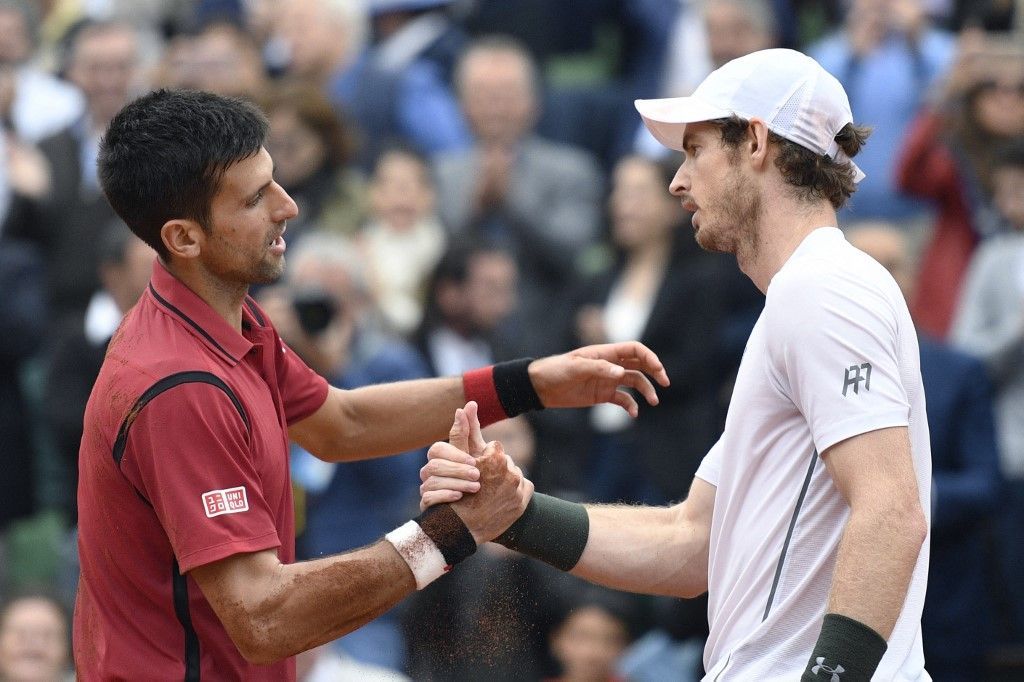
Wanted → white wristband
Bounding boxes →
[385,520,449,590]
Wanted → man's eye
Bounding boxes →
[248,190,264,207]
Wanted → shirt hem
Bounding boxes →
[177,531,282,573]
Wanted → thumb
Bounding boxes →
[464,401,487,456]
[449,406,470,454]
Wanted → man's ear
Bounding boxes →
[746,118,772,171]
[160,219,205,261]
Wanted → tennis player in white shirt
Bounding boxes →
[418,48,932,682]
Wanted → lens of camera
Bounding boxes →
[292,289,338,336]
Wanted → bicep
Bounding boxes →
[287,385,348,458]
[821,427,920,511]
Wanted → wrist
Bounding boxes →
[494,493,589,571]
[385,504,477,590]
[463,358,543,427]
[801,613,887,682]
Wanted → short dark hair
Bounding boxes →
[98,89,269,259]
[714,114,872,209]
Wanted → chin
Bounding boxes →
[252,262,286,285]
[695,226,734,255]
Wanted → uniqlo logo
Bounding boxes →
[202,486,249,518]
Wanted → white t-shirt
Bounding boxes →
[696,228,932,681]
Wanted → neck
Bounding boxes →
[737,193,837,293]
[164,259,248,331]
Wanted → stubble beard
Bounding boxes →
[251,253,285,285]
[694,166,763,259]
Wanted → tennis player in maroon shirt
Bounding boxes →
[73,88,668,680]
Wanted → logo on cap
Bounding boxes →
[202,486,249,518]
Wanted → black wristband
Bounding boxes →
[494,493,589,571]
[492,358,544,417]
[416,504,477,567]
[801,613,887,682]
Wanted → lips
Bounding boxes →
[268,223,287,247]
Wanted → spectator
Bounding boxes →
[0,591,72,682]
[547,585,639,682]
[43,223,154,525]
[357,146,447,336]
[14,19,140,331]
[258,232,429,672]
[189,21,268,101]
[0,236,45,597]
[635,0,778,160]
[435,35,604,356]
[0,0,83,143]
[950,137,1024,646]
[0,76,50,230]
[414,244,522,377]
[809,0,956,221]
[567,155,734,506]
[151,30,199,90]
[274,0,367,88]
[262,81,367,241]
[331,0,471,167]
[848,221,1002,680]
[897,32,1024,337]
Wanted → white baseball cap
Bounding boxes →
[635,48,865,182]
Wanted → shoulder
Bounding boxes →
[766,239,900,334]
[105,299,232,389]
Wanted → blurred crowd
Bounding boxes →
[0,0,1022,679]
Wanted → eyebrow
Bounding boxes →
[681,131,697,153]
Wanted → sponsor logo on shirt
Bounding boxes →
[202,486,249,518]
[842,362,872,396]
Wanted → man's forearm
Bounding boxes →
[826,503,927,639]
[329,378,467,459]
[200,542,414,664]
[572,502,710,598]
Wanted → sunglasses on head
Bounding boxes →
[977,79,1024,97]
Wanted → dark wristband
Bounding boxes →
[416,504,477,567]
[494,493,589,571]
[492,358,544,417]
[801,613,887,682]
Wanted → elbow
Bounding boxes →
[891,498,929,554]
[676,582,709,600]
[226,611,296,665]
[906,504,929,551]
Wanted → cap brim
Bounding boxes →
[635,97,732,152]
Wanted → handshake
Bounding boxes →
[419,401,534,546]
[389,400,591,590]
